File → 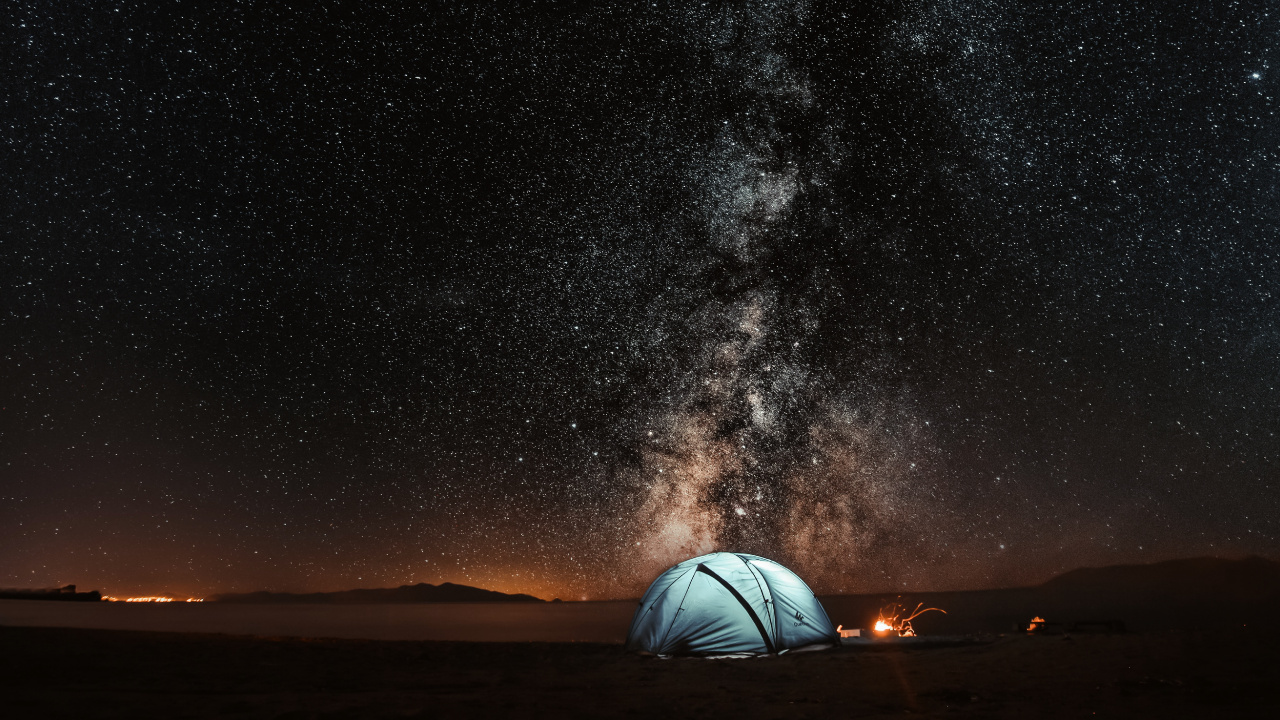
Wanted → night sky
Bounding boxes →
[4,1,1278,600]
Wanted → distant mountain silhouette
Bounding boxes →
[1040,555,1280,601]
[208,582,544,604]
[820,555,1280,634]
[0,584,101,602]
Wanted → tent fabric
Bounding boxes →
[625,552,839,656]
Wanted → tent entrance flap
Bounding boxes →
[695,563,775,654]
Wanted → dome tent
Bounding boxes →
[625,552,839,656]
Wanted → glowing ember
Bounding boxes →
[873,602,946,637]
[1027,616,1046,632]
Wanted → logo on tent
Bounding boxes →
[795,611,805,622]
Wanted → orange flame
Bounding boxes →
[874,602,946,637]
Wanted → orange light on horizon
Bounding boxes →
[102,596,204,603]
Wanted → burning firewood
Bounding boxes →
[873,602,946,637]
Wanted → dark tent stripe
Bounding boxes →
[695,563,776,654]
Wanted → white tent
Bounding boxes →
[625,552,839,656]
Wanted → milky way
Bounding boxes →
[3,1,1278,599]
[623,2,929,590]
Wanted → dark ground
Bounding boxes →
[4,625,1279,719]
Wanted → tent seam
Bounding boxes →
[646,566,695,611]
[735,554,775,641]
[757,558,778,640]
[655,567,698,654]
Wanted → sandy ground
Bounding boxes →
[4,624,1278,719]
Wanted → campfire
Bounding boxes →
[873,602,946,637]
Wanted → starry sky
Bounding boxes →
[4,1,1278,600]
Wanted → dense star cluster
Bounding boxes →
[3,1,1278,599]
